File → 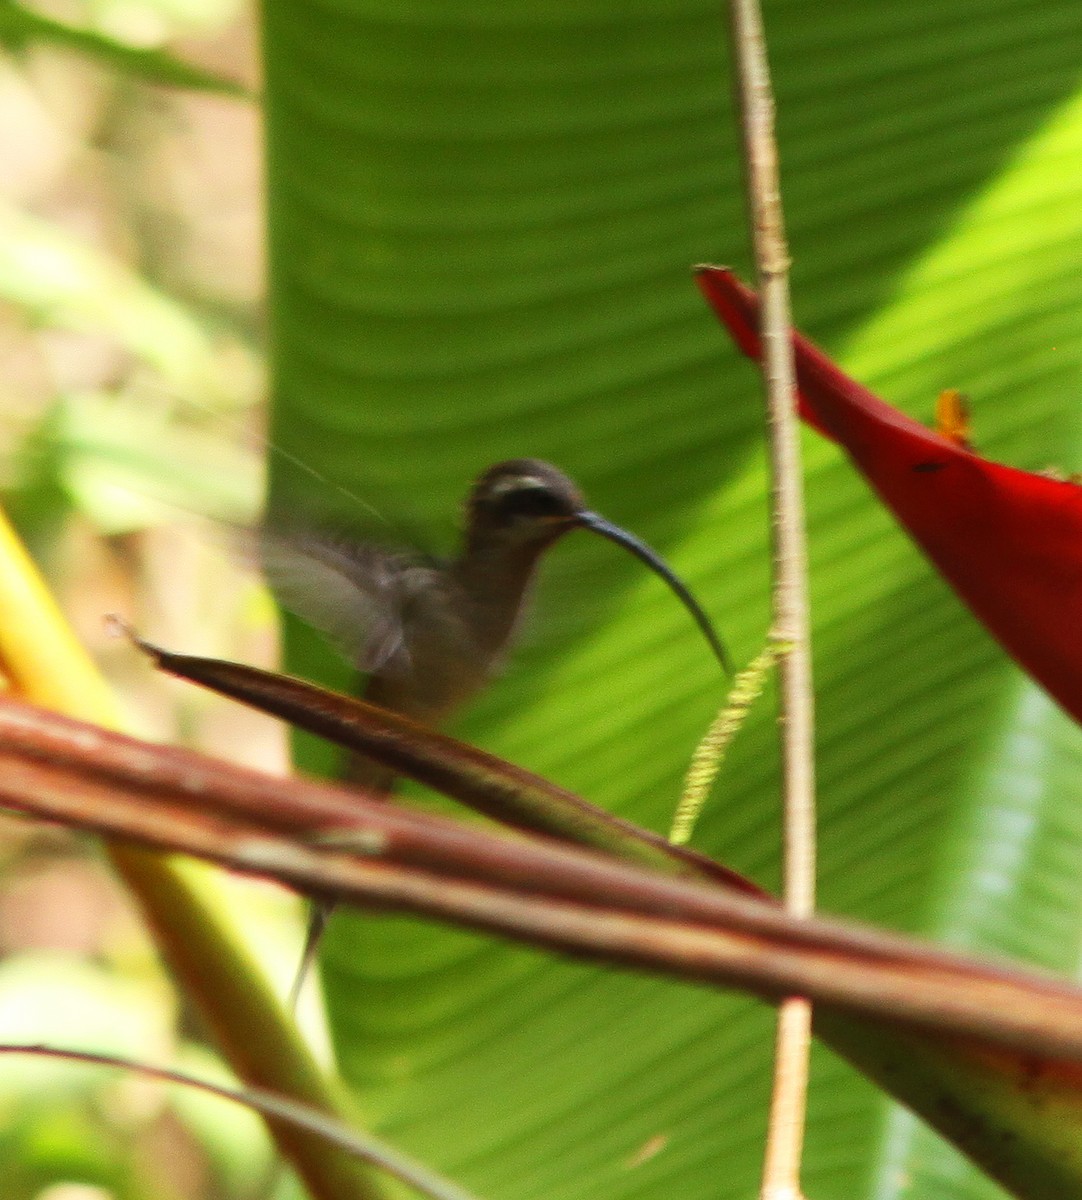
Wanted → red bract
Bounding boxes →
[696,265,1082,727]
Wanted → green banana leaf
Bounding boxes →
[263,2,1082,1198]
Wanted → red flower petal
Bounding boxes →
[697,265,1082,726]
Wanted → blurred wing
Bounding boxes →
[261,531,433,676]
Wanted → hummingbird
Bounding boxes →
[264,458,730,1004]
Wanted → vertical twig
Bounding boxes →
[726,1,817,1197]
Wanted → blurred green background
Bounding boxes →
[3,1,1082,1199]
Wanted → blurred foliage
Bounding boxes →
[0,0,284,1196]
[0,0,249,95]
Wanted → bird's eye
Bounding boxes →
[495,482,570,520]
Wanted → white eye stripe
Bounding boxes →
[487,475,549,500]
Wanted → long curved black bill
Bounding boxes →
[576,512,732,676]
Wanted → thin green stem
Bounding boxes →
[727,0,817,1195]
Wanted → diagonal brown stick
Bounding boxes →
[4,695,1082,1063]
[127,639,759,892]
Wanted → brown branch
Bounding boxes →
[3,697,1082,1063]
[132,639,759,893]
